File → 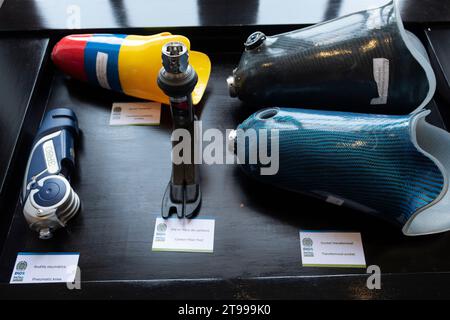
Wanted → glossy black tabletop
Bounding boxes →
[0,38,47,195]
[0,37,50,247]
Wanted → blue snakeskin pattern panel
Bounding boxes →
[237,108,444,226]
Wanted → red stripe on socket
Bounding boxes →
[51,34,92,81]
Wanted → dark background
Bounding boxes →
[0,0,450,32]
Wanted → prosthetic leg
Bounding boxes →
[157,42,201,219]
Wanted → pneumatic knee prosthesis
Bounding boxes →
[22,108,80,239]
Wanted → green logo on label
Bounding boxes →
[302,238,313,247]
[157,223,167,232]
[16,261,28,271]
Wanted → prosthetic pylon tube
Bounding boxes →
[51,33,211,105]
[232,108,450,236]
[157,42,201,219]
[227,0,435,114]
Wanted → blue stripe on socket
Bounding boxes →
[84,34,126,92]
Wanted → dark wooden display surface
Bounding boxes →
[0,37,51,248]
[1,1,450,299]
[0,38,48,197]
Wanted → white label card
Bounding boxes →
[96,52,111,90]
[10,252,80,284]
[152,217,215,253]
[371,58,389,105]
[109,102,161,126]
[299,231,366,268]
[326,195,345,206]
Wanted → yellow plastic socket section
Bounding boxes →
[118,33,211,105]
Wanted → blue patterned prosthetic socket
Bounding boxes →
[235,108,449,234]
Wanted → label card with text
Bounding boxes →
[152,218,215,253]
[10,252,80,284]
[299,231,366,268]
[109,102,161,126]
